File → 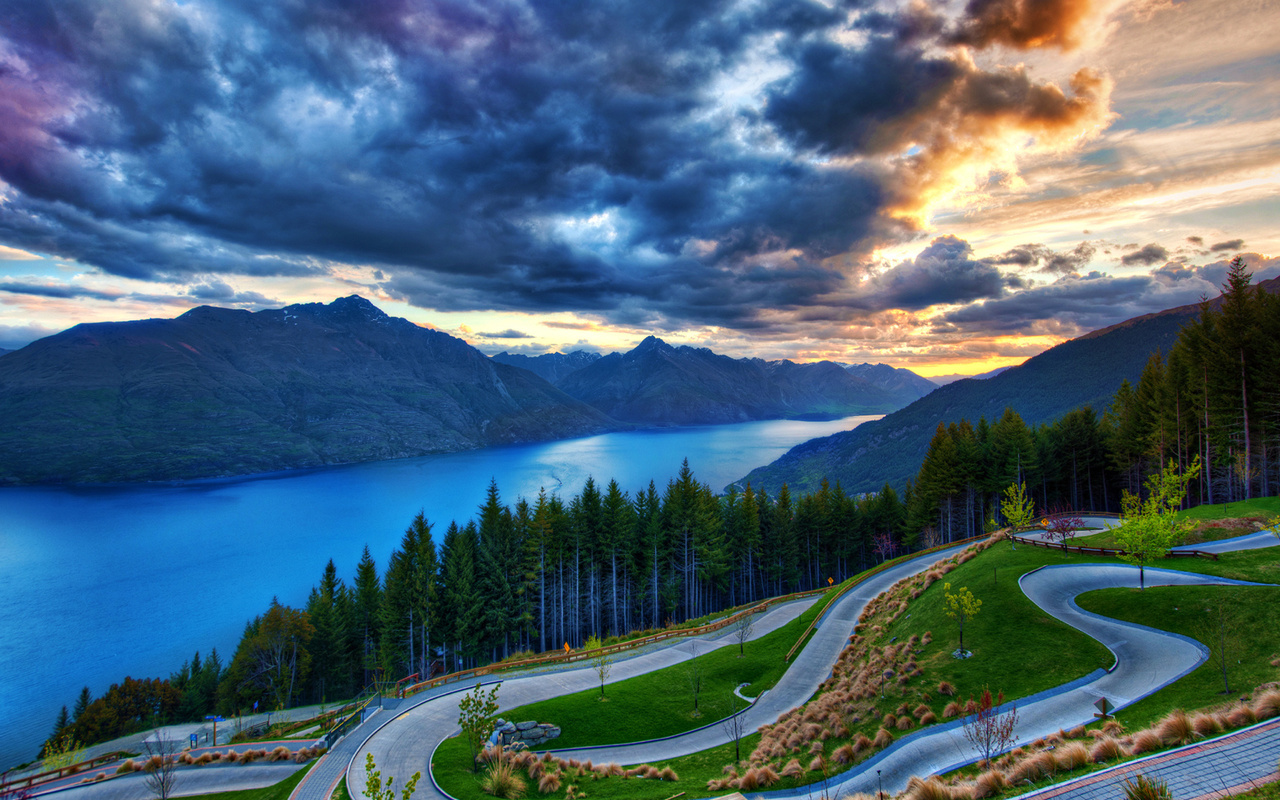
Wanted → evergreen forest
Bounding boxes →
[43,259,1279,756]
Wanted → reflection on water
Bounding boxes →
[0,414,876,767]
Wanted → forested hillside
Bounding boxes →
[0,296,620,483]
[40,263,1279,758]
[743,269,1280,496]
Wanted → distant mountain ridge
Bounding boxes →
[740,277,1280,496]
[490,350,602,384]
[0,296,620,484]
[929,365,1013,385]
[840,362,937,400]
[554,336,907,425]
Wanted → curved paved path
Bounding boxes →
[348,543,974,800]
[758,564,1271,799]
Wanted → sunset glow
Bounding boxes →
[1,0,1276,373]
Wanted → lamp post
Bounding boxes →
[877,769,883,800]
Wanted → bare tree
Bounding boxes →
[1196,600,1241,694]
[686,639,704,716]
[141,733,180,800]
[732,611,755,656]
[721,695,748,762]
[961,687,1018,767]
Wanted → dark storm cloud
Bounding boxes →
[0,0,1113,333]
[478,329,533,339]
[0,282,120,301]
[990,241,1095,274]
[938,253,1280,335]
[1120,243,1169,266]
[947,0,1098,50]
[185,279,279,307]
[843,236,1015,312]
[1210,239,1245,252]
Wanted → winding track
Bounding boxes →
[344,529,1272,800]
[30,526,1273,800]
[344,542,975,800]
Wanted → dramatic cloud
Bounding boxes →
[1120,243,1169,266]
[1210,239,1245,252]
[846,235,1016,311]
[0,0,1123,337]
[947,0,1101,50]
[990,241,1096,274]
[477,329,533,339]
[0,282,121,301]
[939,253,1280,336]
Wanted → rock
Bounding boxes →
[516,721,538,731]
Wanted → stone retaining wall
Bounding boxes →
[489,719,561,748]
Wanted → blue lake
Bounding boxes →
[0,414,877,768]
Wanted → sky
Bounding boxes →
[0,0,1277,377]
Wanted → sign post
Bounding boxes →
[204,715,225,746]
[1093,697,1111,720]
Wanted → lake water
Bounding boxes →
[0,414,877,769]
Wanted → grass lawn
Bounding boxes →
[874,542,1112,703]
[1071,497,1280,549]
[434,541,1120,799]
[432,528,1280,800]
[432,732,771,800]
[1233,778,1280,800]
[187,761,315,800]
[1076,583,1280,730]
[483,585,841,750]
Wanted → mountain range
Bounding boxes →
[549,337,914,425]
[0,296,619,484]
[490,350,603,384]
[740,277,1280,496]
[494,345,935,425]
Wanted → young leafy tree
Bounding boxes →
[1043,505,1084,546]
[943,583,981,655]
[1001,481,1035,549]
[1116,457,1200,589]
[364,752,420,800]
[960,687,1018,766]
[457,682,502,772]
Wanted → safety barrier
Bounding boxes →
[401,587,830,698]
[782,532,992,662]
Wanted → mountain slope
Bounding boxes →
[740,279,1280,496]
[490,350,601,384]
[0,296,621,484]
[841,363,937,401]
[555,337,904,425]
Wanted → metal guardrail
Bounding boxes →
[782,532,991,662]
[400,588,830,698]
[1010,534,1219,560]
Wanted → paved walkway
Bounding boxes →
[1172,529,1279,554]
[1017,718,1280,800]
[285,590,822,800]
[28,740,321,800]
[346,543,974,800]
[754,564,1273,799]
